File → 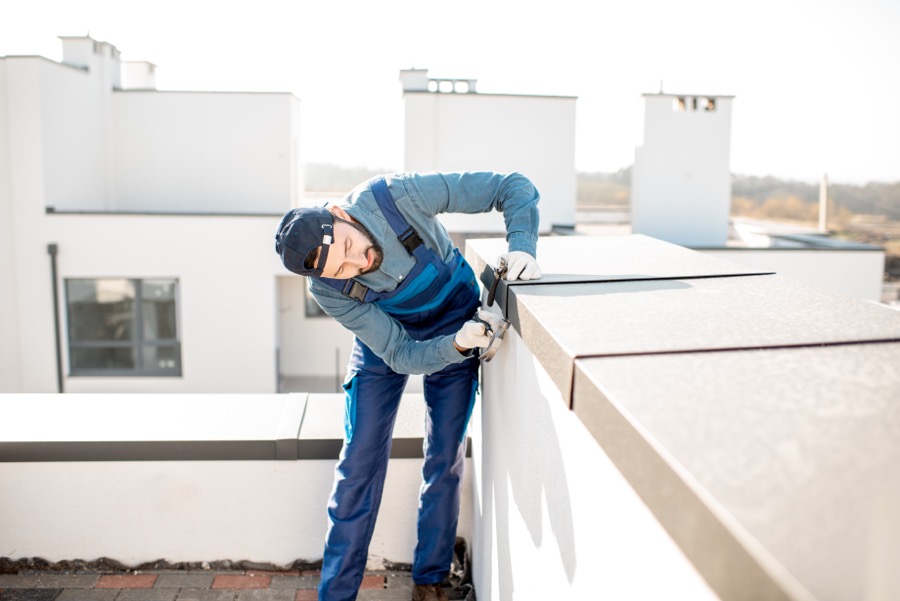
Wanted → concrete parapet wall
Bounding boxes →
[467,234,900,601]
[0,393,474,568]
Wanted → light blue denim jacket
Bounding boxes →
[308,171,540,375]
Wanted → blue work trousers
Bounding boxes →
[318,339,479,601]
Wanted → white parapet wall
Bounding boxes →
[471,332,718,600]
[0,393,474,568]
[1,459,337,565]
[466,234,900,601]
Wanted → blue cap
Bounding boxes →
[274,207,334,277]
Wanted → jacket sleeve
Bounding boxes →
[403,171,540,257]
[308,279,467,376]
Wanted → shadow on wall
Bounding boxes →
[480,332,577,600]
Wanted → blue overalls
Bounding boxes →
[317,177,481,601]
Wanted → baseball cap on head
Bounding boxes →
[274,206,335,277]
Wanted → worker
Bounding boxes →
[275,171,541,601]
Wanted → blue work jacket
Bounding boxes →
[308,171,540,375]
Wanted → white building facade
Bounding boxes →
[628,91,884,301]
[400,69,577,235]
[0,36,354,394]
[2,40,586,395]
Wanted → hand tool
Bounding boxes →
[479,256,511,361]
[475,315,510,362]
[485,257,508,307]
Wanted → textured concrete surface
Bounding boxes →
[573,343,900,601]
[510,273,900,401]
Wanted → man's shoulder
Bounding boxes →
[308,277,344,300]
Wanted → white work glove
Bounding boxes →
[475,309,505,334]
[455,321,491,351]
[454,310,504,350]
[499,251,541,281]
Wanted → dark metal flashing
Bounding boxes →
[298,437,472,461]
[0,440,277,462]
[0,437,471,463]
[478,263,776,321]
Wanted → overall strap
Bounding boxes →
[369,176,424,254]
[318,277,382,303]
[319,177,428,303]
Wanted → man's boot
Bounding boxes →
[411,583,448,601]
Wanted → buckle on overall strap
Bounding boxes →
[399,227,423,253]
[341,279,370,302]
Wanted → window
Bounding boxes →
[304,282,328,318]
[65,278,181,376]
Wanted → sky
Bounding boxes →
[2,0,899,184]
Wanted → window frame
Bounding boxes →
[65,277,182,377]
[303,281,329,318]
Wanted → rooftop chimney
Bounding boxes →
[58,35,122,89]
[59,35,95,70]
[399,68,478,94]
[122,61,157,90]
[399,68,430,92]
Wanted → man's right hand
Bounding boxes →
[498,251,541,281]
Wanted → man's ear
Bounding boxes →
[329,206,351,221]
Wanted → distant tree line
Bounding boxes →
[731,175,900,222]
[308,162,900,223]
[577,167,633,208]
[577,168,900,222]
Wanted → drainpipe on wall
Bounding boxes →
[335,348,341,393]
[47,243,64,393]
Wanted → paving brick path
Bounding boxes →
[0,570,464,601]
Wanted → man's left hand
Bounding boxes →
[475,309,505,333]
[499,251,541,281]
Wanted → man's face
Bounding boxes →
[319,216,383,279]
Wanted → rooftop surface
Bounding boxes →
[0,567,472,601]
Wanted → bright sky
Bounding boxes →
[2,0,899,184]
